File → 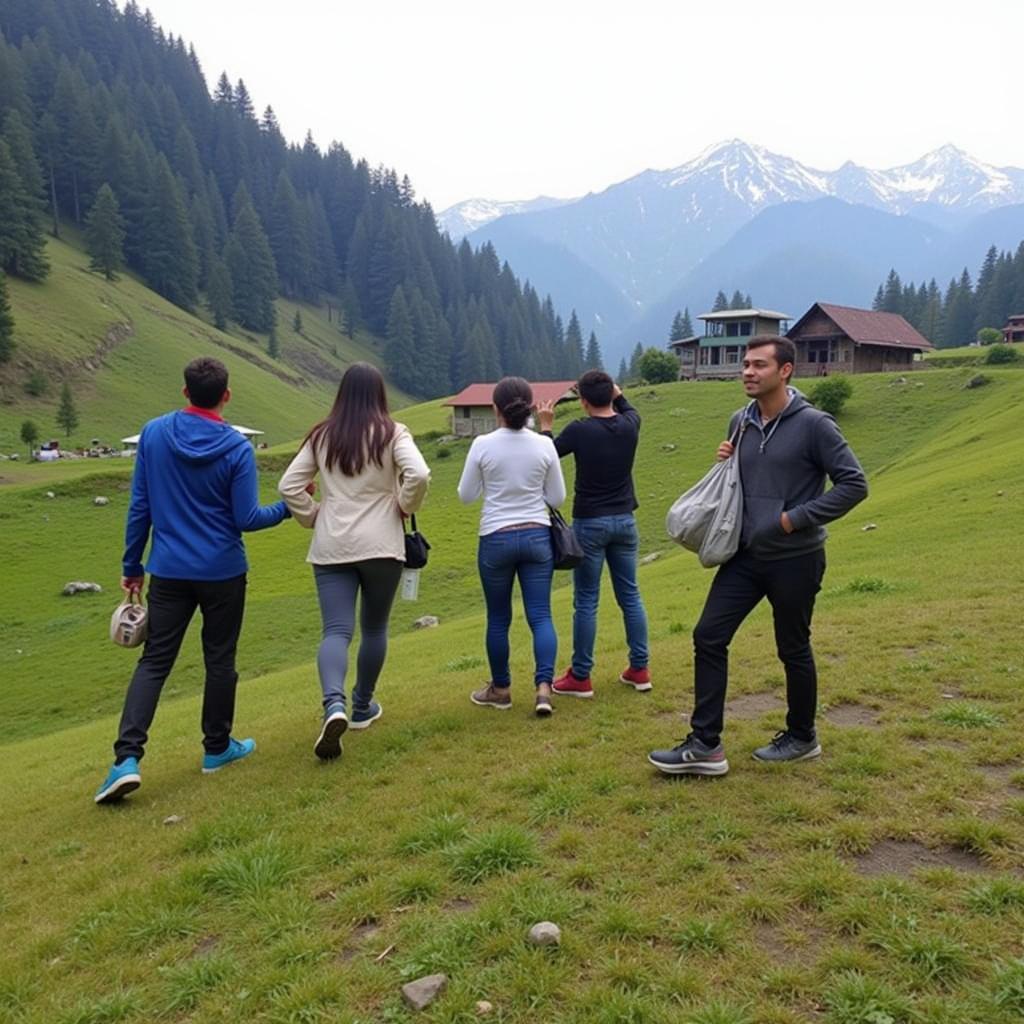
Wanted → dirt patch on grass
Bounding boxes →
[824,703,880,727]
[754,921,828,967]
[854,839,989,877]
[725,693,784,719]
[192,935,219,957]
[444,897,475,913]
[979,764,1023,789]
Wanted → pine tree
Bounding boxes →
[143,156,198,308]
[292,309,303,333]
[56,380,78,437]
[585,331,603,370]
[206,257,233,330]
[882,269,903,313]
[617,356,628,383]
[340,278,361,339]
[268,326,279,359]
[385,286,416,393]
[225,185,278,332]
[872,284,884,311]
[729,289,746,310]
[84,183,125,280]
[0,139,50,281]
[0,269,14,364]
[628,342,644,380]
[681,307,693,337]
[20,419,38,456]
[565,310,585,376]
[712,290,729,312]
[669,311,686,342]
[269,171,314,299]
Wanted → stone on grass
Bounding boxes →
[640,551,661,565]
[93,496,109,506]
[401,973,447,1010]
[62,581,103,596]
[861,523,878,531]
[45,491,55,499]
[475,1000,494,1015]
[527,921,561,946]
[413,615,440,629]
[661,443,677,452]
[163,815,184,826]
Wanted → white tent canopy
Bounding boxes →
[121,425,264,448]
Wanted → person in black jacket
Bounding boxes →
[537,370,651,699]
[649,336,868,777]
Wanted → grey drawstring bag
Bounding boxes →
[666,412,749,567]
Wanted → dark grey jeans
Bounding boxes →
[313,559,403,711]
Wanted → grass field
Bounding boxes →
[1,367,1023,1022]
[0,235,409,454]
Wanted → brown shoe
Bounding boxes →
[535,688,553,717]
[470,683,512,710]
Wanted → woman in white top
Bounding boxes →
[279,363,430,760]
[457,377,566,716]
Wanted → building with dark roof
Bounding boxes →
[1002,314,1024,344]
[669,308,793,380]
[786,302,934,376]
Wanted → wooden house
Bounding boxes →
[443,381,577,437]
[1002,314,1024,344]
[669,308,792,380]
[786,303,933,375]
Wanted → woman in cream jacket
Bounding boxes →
[279,363,430,760]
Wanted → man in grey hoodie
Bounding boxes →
[649,335,868,777]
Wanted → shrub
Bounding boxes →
[24,369,48,396]
[985,343,1021,365]
[637,347,680,383]
[976,327,1004,345]
[809,375,853,416]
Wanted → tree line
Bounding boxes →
[0,0,600,396]
[871,242,1024,348]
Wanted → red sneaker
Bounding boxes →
[619,666,652,692]
[552,667,594,698]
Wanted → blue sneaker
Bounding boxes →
[314,703,348,760]
[202,737,256,774]
[349,701,382,731]
[95,757,142,804]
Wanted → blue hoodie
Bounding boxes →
[123,409,289,580]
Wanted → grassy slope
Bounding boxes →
[0,235,409,453]
[1,369,1024,1022]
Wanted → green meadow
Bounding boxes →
[1,366,1024,1023]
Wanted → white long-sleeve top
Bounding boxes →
[278,423,430,564]
[457,427,566,536]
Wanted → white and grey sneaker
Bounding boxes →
[648,734,729,776]
[752,730,821,763]
[314,703,348,761]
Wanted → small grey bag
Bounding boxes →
[666,411,749,568]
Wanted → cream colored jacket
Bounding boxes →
[278,424,430,564]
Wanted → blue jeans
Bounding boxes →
[571,514,649,679]
[477,527,557,687]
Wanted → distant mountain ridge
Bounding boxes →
[441,140,1024,358]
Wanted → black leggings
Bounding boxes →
[313,559,403,711]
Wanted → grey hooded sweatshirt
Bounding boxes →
[726,389,868,560]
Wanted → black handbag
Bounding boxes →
[548,505,584,571]
[403,514,431,569]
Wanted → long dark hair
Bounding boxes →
[306,363,396,475]
[493,376,533,430]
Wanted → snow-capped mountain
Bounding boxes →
[455,139,1024,359]
[437,196,571,240]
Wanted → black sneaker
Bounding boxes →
[648,734,729,776]
[314,703,348,761]
[752,730,821,763]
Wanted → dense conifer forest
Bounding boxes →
[0,0,598,396]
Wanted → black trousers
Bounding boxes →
[690,548,825,747]
[114,574,247,762]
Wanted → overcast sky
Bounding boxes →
[136,0,1020,212]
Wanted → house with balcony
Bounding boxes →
[669,308,792,380]
[1002,314,1024,344]
[786,302,933,375]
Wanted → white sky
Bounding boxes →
[136,0,1021,212]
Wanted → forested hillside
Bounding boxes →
[871,242,1024,347]
[0,0,598,401]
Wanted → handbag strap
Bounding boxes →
[405,513,418,534]
[546,503,568,527]
[728,402,755,450]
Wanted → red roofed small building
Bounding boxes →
[443,381,577,437]
[786,302,934,376]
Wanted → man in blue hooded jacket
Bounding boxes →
[95,357,292,804]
